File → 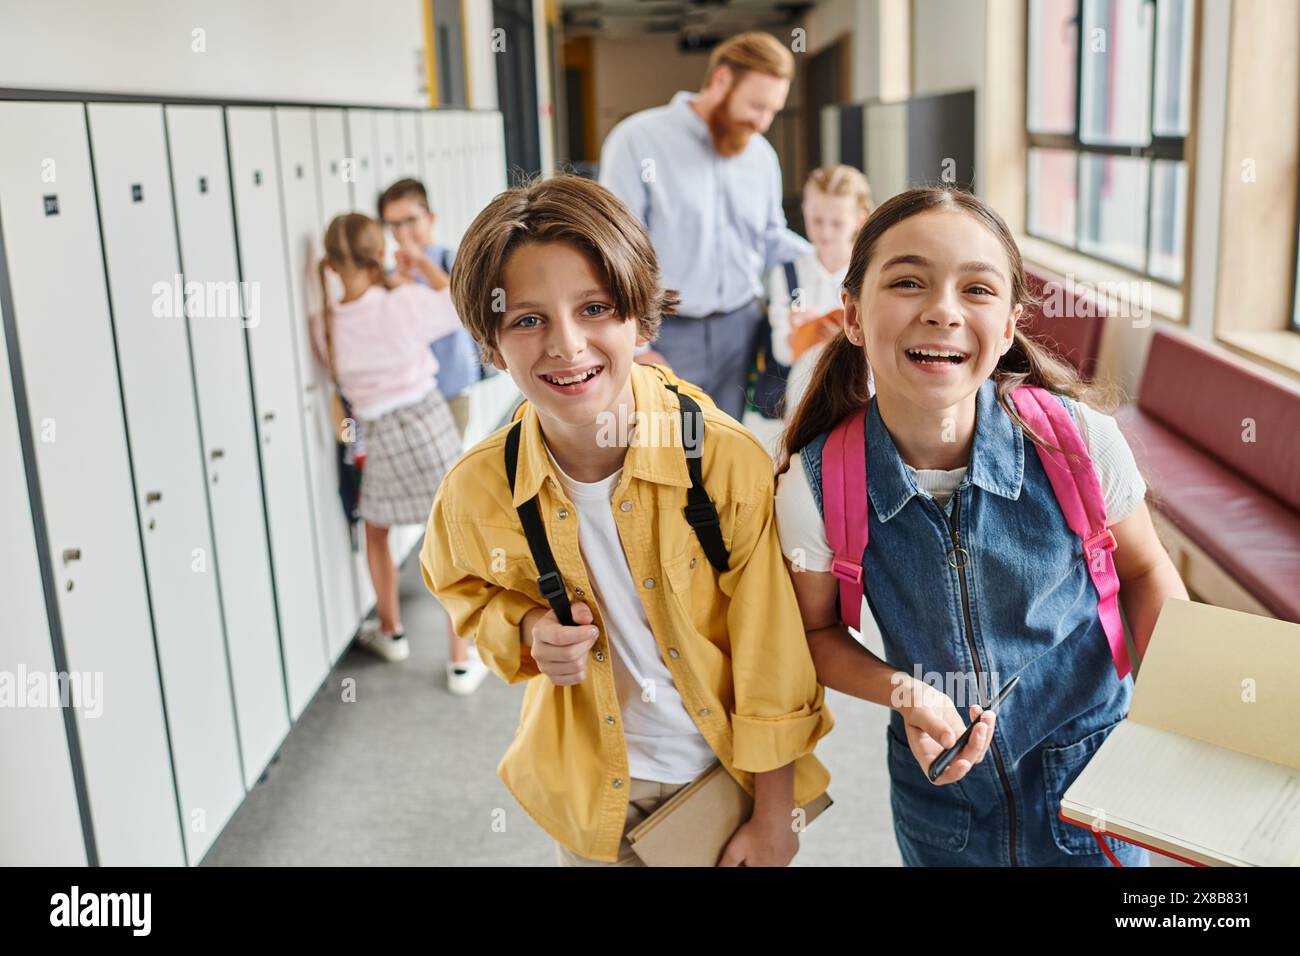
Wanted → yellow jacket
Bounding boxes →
[420,362,833,861]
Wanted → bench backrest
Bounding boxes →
[1138,330,1300,510]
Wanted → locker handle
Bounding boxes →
[263,411,276,423]
[210,448,225,460]
[62,548,81,564]
[145,491,163,504]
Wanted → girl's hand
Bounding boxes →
[895,677,995,785]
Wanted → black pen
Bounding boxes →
[926,674,1020,783]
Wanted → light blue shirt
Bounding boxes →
[599,90,812,318]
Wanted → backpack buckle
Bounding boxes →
[683,502,720,528]
[831,557,863,584]
[1083,529,1117,557]
[536,571,566,602]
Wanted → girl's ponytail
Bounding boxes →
[317,257,337,382]
[777,331,871,475]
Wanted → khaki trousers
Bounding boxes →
[555,778,690,867]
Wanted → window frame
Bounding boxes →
[1024,0,1195,285]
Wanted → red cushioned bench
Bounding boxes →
[1113,330,1300,623]
[1022,264,1107,379]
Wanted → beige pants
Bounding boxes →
[555,778,690,866]
[446,393,471,437]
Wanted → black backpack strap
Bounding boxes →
[504,420,574,626]
[783,260,799,302]
[663,383,731,573]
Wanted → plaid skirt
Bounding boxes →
[357,389,461,527]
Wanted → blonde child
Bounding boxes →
[767,165,874,414]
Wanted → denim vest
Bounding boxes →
[800,379,1146,866]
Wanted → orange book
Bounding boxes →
[789,308,843,362]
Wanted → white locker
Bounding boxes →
[489,111,508,194]
[419,110,443,214]
[275,106,361,663]
[0,101,182,866]
[0,304,86,866]
[374,110,401,194]
[164,105,289,787]
[86,103,243,865]
[313,108,351,225]
[226,107,330,719]
[468,113,488,217]
[344,109,379,216]
[398,111,421,179]
[437,112,466,243]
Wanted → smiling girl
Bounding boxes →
[774,187,1187,866]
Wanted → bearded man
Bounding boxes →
[598,31,811,420]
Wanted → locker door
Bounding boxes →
[276,106,360,664]
[313,109,351,224]
[421,112,444,235]
[475,113,495,218]
[0,101,182,866]
[467,113,485,216]
[312,109,372,624]
[439,112,465,243]
[344,109,379,215]
[398,111,421,179]
[226,107,329,719]
[419,110,440,203]
[164,105,289,786]
[374,110,401,190]
[490,111,509,193]
[0,304,86,866]
[86,102,243,865]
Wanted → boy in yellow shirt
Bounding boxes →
[420,175,832,865]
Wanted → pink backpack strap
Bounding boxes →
[1012,385,1132,680]
[821,407,869,631]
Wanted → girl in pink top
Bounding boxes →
[313,214,481,682]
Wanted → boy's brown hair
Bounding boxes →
[705,31,796,85]
[449,174,680,362]
[377,177,431,219]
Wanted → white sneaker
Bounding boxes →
[357,620,410,662]
[446,646,489,695]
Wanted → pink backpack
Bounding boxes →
[821,385,1131,680]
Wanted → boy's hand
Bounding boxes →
[717,814,799,867]
[525,601,600,686]
[895,676,995,785]
[789,308,843,361]
[395,245,450,290]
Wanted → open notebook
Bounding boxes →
[1061,599,1300,866]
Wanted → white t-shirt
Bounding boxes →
[545,446,718,784]
[774,402,1146,625]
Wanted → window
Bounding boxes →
[1026,0,1194,284]
[1293,218,1300,332]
